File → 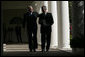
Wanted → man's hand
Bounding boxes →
[42,20,50,26]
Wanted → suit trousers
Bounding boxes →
[27,27,37,51]
[41,31,51,51]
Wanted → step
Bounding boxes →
[3,44,60,52]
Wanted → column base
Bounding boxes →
[58,46,72,52]
[50,45,58,49]
[3,44,6,46]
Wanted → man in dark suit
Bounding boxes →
[39,6,54,52]
[23,6,38,52]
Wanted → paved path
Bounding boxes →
[3,44,74,56]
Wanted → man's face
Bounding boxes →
[28,6,33,12]
[42,7,47,13]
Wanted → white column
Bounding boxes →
[37,2,43,45]
[50,1,58,48]
[43,1,48,11]
[58,1,70,49]
[37,7,42,45]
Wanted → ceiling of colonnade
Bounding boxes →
[1,1,43,27]
[1,1,36,10]
[1,1,52,13]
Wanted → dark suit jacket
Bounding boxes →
[39,13,54,33]
[23,12,38,32]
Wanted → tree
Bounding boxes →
[70,1,84,48]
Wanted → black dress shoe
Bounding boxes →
[33,49,36,52]
[46,49,49,52]
[41,49,45,52]
[46,50,48,52]
[29,49,32,52]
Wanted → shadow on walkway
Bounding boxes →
[3,51,74,56]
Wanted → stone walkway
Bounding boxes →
[3,44,60,52]
[3,44,74,56]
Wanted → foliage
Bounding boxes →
[69,1,73,23]
[70,35,84,48]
